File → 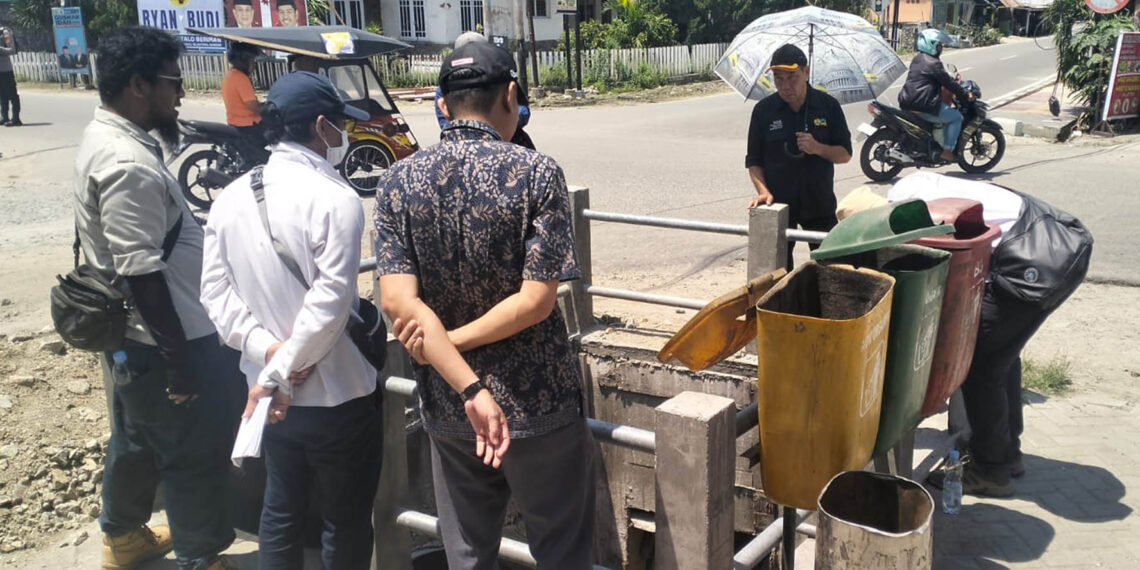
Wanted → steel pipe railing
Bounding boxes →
[395,509,539,567]
[786,229,827,244]
[583,209,749,236]
[587,418,657,453]
[586,285,708,311]
[733,509,813,570]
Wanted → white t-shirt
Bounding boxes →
[888,172,1023,249]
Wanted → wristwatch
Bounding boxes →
[460,380,487,402]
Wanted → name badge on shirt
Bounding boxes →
[769,119,783,132]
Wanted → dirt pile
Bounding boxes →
[0,332,110,555]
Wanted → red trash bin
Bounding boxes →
[912,198,1002,417]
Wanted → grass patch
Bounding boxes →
[1022,356,1073,395]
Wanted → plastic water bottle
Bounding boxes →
[111,350,132,387]
[942,449,963,515]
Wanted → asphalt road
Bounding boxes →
[3,36,1136,292]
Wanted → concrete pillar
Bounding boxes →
[374,342,415,570]
[747,204,789,279]
[568,186,595,334]
[653,392,736,570]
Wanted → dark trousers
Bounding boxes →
[234,124,270,165]
[961,282,1054,478]
[100,335,246,570]
[430,418,596,570]
[0,71,19,121]
[259,393,383,570]
[787,212,838,271]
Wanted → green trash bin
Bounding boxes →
[812,200,953,459]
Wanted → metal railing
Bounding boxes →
[365,190,826,569]
[567,188,825,323]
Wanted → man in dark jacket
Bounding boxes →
[898,29,971,162]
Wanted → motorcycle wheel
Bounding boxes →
[177,149,224,211]
[338,141,395,197]
[860,130,905,182]
[957,124,1005,174]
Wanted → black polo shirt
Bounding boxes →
[745,86,851,222]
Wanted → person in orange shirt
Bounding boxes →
[221,42,268,163]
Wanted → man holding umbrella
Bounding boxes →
[746,44,852,271]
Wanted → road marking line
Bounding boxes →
[1001,55,1019,61]
[958,67,974,72]
[989,75,1057,109]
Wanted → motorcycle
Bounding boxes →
[170,120,266,210]
[856,78,1005,182]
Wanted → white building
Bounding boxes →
[379,0,606,48]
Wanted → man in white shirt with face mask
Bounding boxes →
[199,71,382,569]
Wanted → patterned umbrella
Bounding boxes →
[715,7,906,105]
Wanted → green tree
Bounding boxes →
[1046,0,1138,124]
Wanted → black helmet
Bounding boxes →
[227,42,260,63]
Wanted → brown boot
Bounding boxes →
[201,555,240,570]
[101,524,173,569]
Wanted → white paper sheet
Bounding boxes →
[231,396,272,468]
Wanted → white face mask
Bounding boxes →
[320,118,350,165]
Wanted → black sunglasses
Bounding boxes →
[156,73,184,91]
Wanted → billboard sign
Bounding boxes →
[51,7,90,76]
[138,0,227,52]
[1103,31,1140,122]
[556,0,577,15]
[223,0,309,28]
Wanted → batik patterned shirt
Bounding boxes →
[374,120,583,439]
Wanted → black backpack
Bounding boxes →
[989,191,1093,311]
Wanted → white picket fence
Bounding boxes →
[382,42,728,87]
[11,42,729,90]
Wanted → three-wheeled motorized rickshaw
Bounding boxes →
[176,26,421,206]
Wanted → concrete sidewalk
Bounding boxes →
[990,83,1085,141]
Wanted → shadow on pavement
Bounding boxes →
[932,503,1054,570]
[1016,454,1133,523]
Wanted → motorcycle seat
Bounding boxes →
[181,120,241,139]
[894,108,937,132]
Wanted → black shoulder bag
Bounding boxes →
[990,190,1093,312]
[250,166,387,370]
[50,216,183,352]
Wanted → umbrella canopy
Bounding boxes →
[715,7,906,105]
[187,26,411,59]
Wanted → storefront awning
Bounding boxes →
[998,0,1052,9]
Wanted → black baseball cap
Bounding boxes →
[768,44,808,72]
[266,71,369,124]
[439,41,528,106]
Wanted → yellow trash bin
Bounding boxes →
[755,261,895,509]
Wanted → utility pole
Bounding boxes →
[512,0,528,91]
[527,0,540,88]
[890,0,901,50]
[482,0,491,38]
[574,0,582,91]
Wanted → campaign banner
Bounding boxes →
[1102,32,1140,122]
[138,0,227,52]
[224,0,308,28]
[555,0,577,15]
[51,7,90,75]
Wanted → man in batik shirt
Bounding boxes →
[374,41,596,569]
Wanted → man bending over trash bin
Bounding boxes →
[891,172,1092,497]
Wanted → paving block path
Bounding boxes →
[926,393,1139,569]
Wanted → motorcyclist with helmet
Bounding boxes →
[898,29,972,162]
[222,42,269,163]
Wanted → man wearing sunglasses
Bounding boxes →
[73,27,244,570]
[745,44,852,270]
